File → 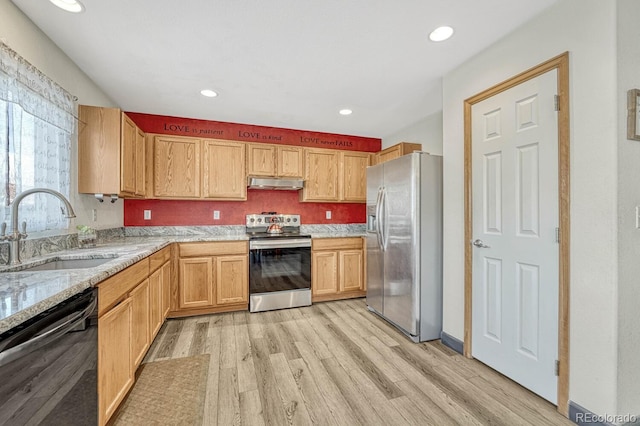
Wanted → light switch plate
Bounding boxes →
[213,210,220,220]
[144,210,151,220]
[326,211,332,220]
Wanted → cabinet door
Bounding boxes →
[215,255,248,305]
[179,257,214,309]
[340,151,369,202]
[339,250,364,292]
[161,261,171,318]
[303,149,339,201]
[277,145,303,178]
[120,115,137,195]
[203,140,246,200]
[149,268,163,340]
[98,298,133,426]
[130,279,150,368]
[312,251,339,296]
[154,136,201,198]
[134,127,146,197]
[376,146,401,164]
[247,143,276,176]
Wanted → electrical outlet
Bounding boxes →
[144,210,152,220]
[326,211,332,220]
[92,209,97,222]
[213,210,220,220]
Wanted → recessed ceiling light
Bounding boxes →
[200,89,218,98]
[339,109,353,116]
[429,26,454,42]
[49,0,84,13]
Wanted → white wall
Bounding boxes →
[442,0,619,416]
[382,110,443,155]
[0,0,122,234]
[616,0,640,417]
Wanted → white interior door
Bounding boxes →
[471,70,559,403]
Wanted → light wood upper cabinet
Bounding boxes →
[247,143,304,178]
[153,136,201,198]
[301,148,369,203]
[375,142,422,165]
[302,148,340,201]
[277,145,304,177]
[247,143,276,176]
[340,151,369,202]
[78,105,146,197]
[203,140,246,200]
[215,255,248,305]
[120,115,137,195]
[135,128,146,196]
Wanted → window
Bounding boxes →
[0,42,75,232]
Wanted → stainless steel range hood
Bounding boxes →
[247,176,304,190]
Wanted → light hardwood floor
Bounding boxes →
[141,299,573,425]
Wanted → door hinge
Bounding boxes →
[554,95,560,112]
[555,360,560,376]
[555,227,560,243]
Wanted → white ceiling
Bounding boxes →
[12,0,558,138]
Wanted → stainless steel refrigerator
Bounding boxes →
[366,152,443,342]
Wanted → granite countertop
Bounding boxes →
[0,229,365,334]
[0,234,247,334]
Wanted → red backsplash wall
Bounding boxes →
[123,113,377,226]
[125,190,366,226]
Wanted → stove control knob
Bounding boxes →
[286,218,291,222]
[250,218,255,223]
[293,218,298,222]
[257,218,262,223]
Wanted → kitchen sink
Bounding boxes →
[3,256,118,272]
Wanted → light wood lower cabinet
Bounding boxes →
[215,255,248,305]
[312,251,339,296]
[97,247,172,425]
[161,261,171,318]
[130,279,150,368]
[98,298,133,426]
[311,237,365,302]
[149,268,163,340]
[179,257,214,309]
[174,241,248,316]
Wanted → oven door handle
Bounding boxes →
[249,238,312,249]
[0,292,97,368]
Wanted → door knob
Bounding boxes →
[472,239,490,248]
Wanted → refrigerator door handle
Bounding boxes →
[376,187,383,249]
[381,187,389,251]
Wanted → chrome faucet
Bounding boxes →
[0,188,76,265]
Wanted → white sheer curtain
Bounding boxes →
[0,42,75,232]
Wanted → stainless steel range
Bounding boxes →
[247,213,312,313]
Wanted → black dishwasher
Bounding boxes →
[0,288,98,426]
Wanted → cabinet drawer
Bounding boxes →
[98,258,150,316]
[149,246,171,273]
[312,237,363,251]
[179,241,247,257]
